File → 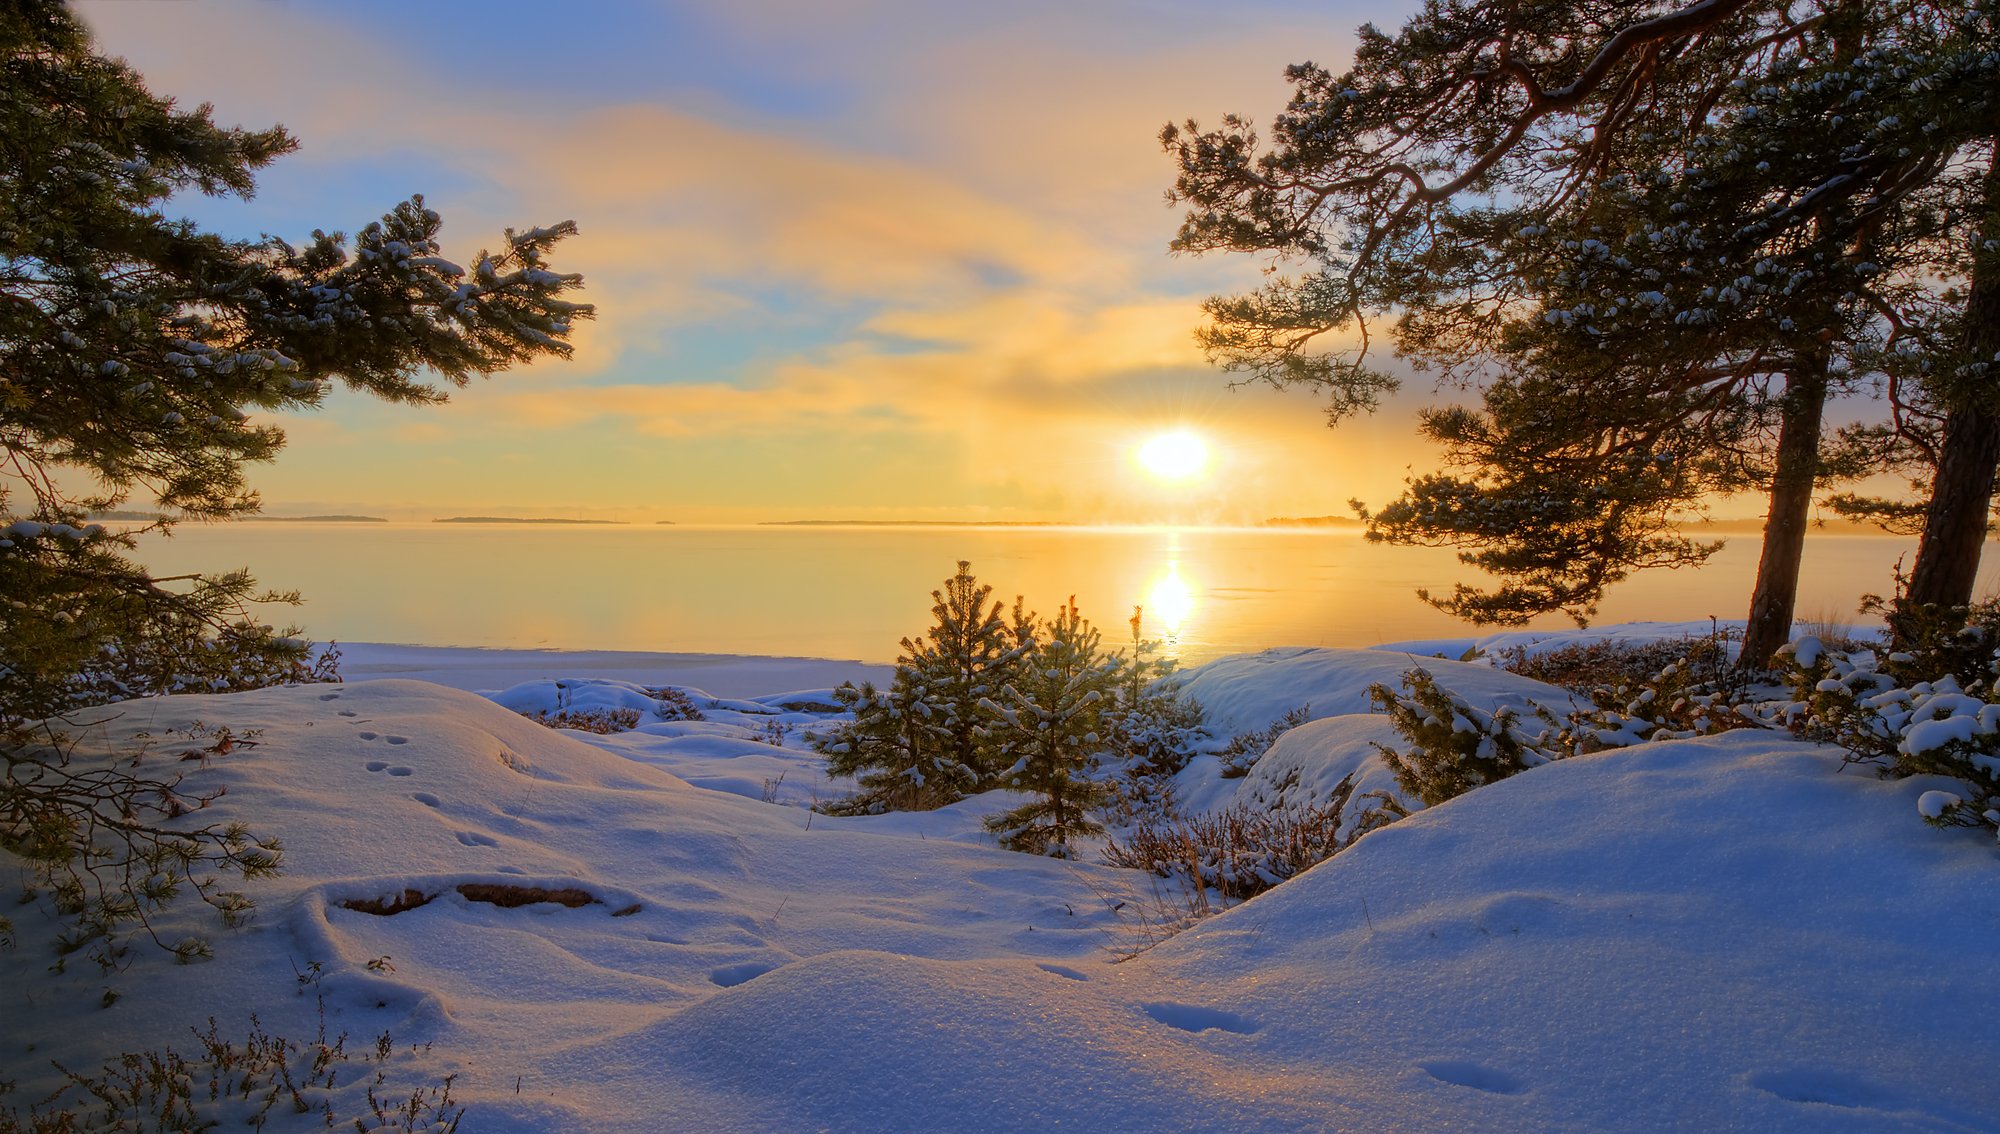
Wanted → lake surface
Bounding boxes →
[123,523,1987,665]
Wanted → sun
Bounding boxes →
[1135,430,1212,483]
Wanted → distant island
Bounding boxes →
[434,516,628,525]
[87,511,385,522]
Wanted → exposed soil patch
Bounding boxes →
[456,883,600,909]
[341,889,436,916]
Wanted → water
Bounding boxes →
[122,522,1980,665]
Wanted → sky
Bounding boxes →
[74,0,1456,525]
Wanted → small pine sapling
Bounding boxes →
[982,599,1119,857]
[1368,668,1561,806]
[811,563,1026,812]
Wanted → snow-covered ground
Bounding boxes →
[3,633,1995,1132]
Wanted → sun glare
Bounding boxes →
[1136,430,1211,483]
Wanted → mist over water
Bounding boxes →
[124,523,1989,664]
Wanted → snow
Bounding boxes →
[1178,644,1579,738]
[1918,789,1962,819]
[4,633,1996,1132]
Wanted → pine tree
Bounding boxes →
[982,599,1118,858]
[814,563,1023,811]
[0,1,593,717]
[1163,0,1995,656]
[1,0,591,963]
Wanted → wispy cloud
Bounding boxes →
[77,0,1418,522]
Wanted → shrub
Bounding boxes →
[1215,705,1311,778]
[1772,633,2000,839]
[1494,636,1712,693]
[1104,772,1399,900]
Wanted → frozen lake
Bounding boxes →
[123,522,1981,665]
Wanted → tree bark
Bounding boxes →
[1740,357,1831,668]
[1905,147,2000,617]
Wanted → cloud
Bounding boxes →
[76,0,1428,521]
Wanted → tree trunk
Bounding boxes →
[1905,404,2000,611]
[1740,357,1831,668]
[1905,148,2000,617]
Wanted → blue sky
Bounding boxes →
[79,0,1436,523]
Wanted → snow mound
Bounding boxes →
[1178,645,1578,737]
[1141,732,1999,1131]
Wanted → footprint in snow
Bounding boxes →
[412,793,441,808]
[709,961,777,988]
[338,710,358,718]
[318,692,340,701]
[453,830,498,848]
[386,766,413,777]
[365,760,389,772]
[357,731,379,741]
[384,735,409,745]
[1143,1003,1258,1035]
[1036,964,1088,982]
[1421,1061,1527,1095]
[1749,1069,1906,1111]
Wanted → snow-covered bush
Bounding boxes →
[1493,636,1712,693]
[1772,633,2000,839]
[1368,668,1562,806]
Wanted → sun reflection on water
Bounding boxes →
[1145,562,1196,647]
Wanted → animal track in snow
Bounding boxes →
[318,692,340,701]
[365,760,389,772]
[387,766,413,777]
[412,793,441,808]
[384,735,409,745]
[1420,1061,1526,1095]
[357,731,379,741]
[1036,964,1088,982]
[338,710,358,718]
[454,830,498,848]
[1142,1003,1258,1035]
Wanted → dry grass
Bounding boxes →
[517,707,643,734]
